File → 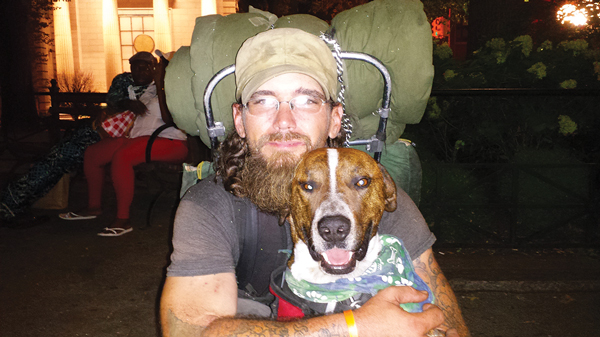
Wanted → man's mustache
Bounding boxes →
[256,132,311,149]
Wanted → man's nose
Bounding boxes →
[272,102,296,131]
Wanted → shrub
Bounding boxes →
[56,71,95,93]
[407,36,600,165]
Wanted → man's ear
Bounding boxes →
[232,103,246,138]
[328,104,344,139]
[378,163,397,212]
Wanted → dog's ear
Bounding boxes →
[378,163,397,212]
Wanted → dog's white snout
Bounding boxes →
[313,196,357,250]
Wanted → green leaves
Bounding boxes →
[432,35,599,89]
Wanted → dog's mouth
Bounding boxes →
[307,226,372,275]
[320,248,356,274]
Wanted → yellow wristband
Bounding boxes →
[343,310,359,337]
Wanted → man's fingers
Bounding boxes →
[129,101,148,115]
[416,304,445,332]
[422,303,436,311]
[445,328,459,337]
[378,286,429,305]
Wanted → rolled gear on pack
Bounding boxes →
[330,0,434,144]
[163,46,197,134]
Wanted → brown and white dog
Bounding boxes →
[272,148,439,336]
[285,147,397,283]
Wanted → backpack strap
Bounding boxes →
[233,198,293,307]
[145,122,176,163]
[234,198,258,294]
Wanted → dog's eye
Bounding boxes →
[355,178,370,188]
[301,182,314,192]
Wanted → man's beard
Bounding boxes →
[239,132,315,215]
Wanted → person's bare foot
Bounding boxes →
[97,218,132,236]
[59,208,102,220]
[108,218,131,230]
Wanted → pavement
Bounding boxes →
[1,140,599,337]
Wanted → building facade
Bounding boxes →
[38,0,236,94]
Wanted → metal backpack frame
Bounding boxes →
[201,51,392,163]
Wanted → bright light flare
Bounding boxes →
[581,0,600,13]
[558,1,600,26]
[557,4,589,26]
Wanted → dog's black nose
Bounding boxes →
[317,216,351,243]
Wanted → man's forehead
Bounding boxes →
[250,88,326,100]
[253,73,325,96]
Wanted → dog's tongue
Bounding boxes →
[323,248,353,265]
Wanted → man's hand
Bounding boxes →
[154,57,167,88]
[153,57,174,124]
[123,99,147,116]
[445,329,459,337]
[354,286,445,337]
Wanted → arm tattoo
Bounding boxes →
[315,324,347,337]
[414,251,471,337]
[163,308,206,337]
[203,317,349,337]
[225,320,291,336]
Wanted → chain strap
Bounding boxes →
[321,32,352,147]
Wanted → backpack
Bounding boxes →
[165,0,433,148]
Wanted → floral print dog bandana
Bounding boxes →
[284,234,435,313]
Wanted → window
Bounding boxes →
[118,9,154,72]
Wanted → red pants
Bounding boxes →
[83,136,188,219]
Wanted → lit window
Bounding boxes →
[118,9,154,72]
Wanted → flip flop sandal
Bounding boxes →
[59,212,98,220]
[97,227,133,237]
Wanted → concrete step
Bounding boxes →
[435,248,600,292]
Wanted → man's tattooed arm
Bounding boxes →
[201,316,349,337]
[413,248,471,337]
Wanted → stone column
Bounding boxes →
[202,0,217,16]
[53,0,75,76]
[153,0,172,53]
[103,0,121,89]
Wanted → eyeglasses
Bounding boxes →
[242,95,329,117]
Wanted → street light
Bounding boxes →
[557,1,600,26]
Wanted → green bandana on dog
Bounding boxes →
[284,234,434,313]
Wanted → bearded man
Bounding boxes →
[160,28,469,337]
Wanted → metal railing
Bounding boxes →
[431,88,600,97]
[420,163,600,248]
[422,88,600,248]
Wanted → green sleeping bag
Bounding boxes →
[165,0,432,148]
[166,0,432,203]
[330,0,433,143]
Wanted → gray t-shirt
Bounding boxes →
[167,177,436,294]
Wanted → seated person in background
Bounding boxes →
[59,51,188,237]
[0,126,101,227]
[160,29,468,336]
[0,55,153,227]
